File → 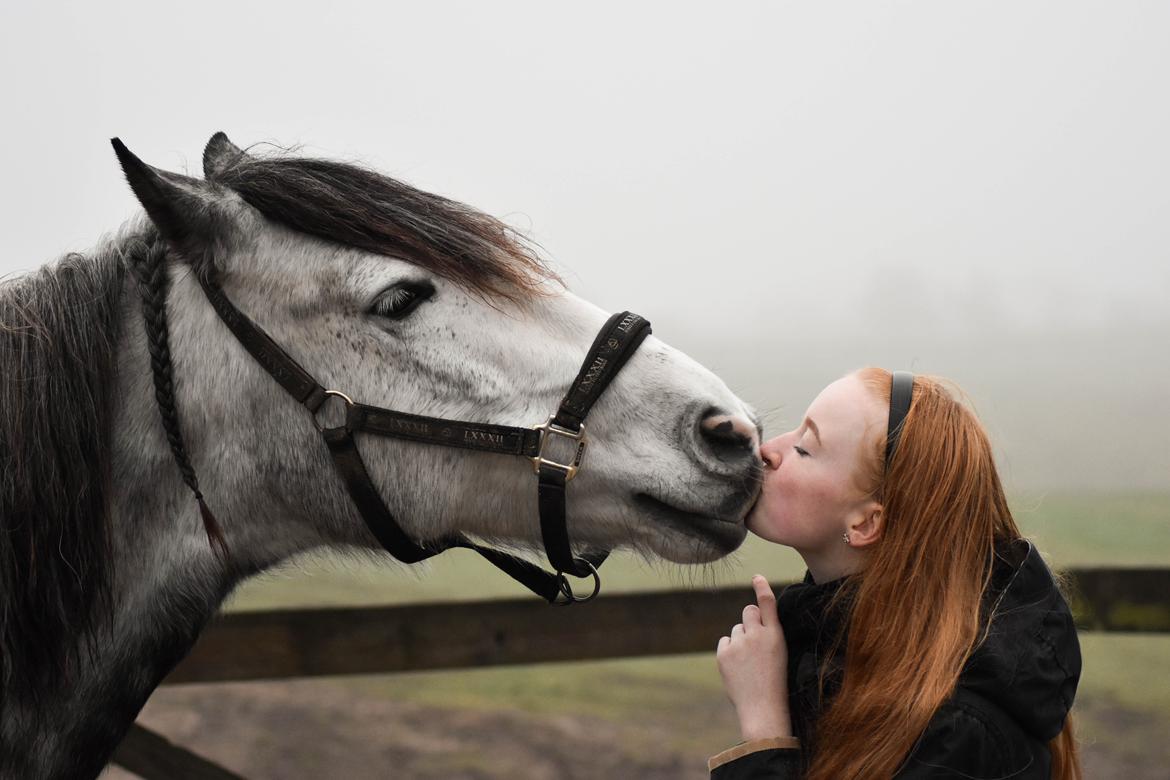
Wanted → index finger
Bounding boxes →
[752,574,778,627]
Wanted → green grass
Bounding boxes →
[1077,633,1170,713]
[1011,492,1170,567]
[223,492,1170,756]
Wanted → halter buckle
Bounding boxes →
[531,416,587,481]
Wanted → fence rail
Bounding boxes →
[114,567,1170,778]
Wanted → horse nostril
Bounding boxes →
[698,407,759,462]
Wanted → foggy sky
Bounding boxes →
[2,1,1167,491]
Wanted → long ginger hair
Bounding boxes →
[805,368,1080,780]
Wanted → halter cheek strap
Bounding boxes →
[194,273,652,604]
[538,312,652,577]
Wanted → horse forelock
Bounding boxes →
[0,235,133,701]
[208,147,561,303]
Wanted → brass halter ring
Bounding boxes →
[554,558,602,605]
[312,389,355,433]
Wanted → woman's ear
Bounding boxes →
[848,502,884,548]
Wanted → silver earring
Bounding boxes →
[842,532,851,545]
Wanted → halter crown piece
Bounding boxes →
[147,263,651,605]
[885,370,915,469]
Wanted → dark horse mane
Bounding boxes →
[205,137,556,301]
[2,137,557,706]
[0,245,128,698]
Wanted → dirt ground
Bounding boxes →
[104,678,705,779]
[101,678,1165,780]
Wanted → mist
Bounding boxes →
[3,1,1166,492]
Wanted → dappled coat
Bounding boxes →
[709,539,1081,779]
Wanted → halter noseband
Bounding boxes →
[183,273,651,604]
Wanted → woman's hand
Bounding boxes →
[716,575,793,741]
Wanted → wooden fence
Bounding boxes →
[111,567,1170,779]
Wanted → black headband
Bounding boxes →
[885,371,914,468]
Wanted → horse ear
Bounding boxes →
[203,131,245,180]
[111,137,229,269]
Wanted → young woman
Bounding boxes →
[709,368,1082,779]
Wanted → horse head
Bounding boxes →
[112,133,763,574]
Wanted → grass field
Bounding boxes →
[218,492,1170,776]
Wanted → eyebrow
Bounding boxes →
[803,417,822,446]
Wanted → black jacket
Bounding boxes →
[709,539,1081,778]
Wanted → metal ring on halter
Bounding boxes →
[553,558,602,605]
[312,389,355,432]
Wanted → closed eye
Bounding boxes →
[370,280,435,320]
[794,446,810,457]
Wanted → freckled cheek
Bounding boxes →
[766,468,836,524]
[772,466,825,504]
[801,473,838,504]
[755,468,806,527]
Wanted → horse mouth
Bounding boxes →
[634,492,748,556]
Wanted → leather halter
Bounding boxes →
[193,274,652,604]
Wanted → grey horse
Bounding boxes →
[0,133,762,778]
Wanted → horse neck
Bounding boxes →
[1,268,243,780]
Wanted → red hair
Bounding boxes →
[804,368,1080,780]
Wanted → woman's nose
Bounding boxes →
[759,436,784,469]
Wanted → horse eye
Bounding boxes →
[370,281,434,320]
